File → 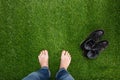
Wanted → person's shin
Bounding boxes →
[56,68,74,80]
[37,66,51,80]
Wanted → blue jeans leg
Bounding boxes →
[22,67,50,80]
[55,68,74,80]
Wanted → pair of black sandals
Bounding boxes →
[81,30,109,59]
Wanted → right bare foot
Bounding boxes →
[60,50,71,70]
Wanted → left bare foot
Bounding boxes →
[38,50,49,68]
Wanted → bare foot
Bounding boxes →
[60,50,71,70]
[38,50,49,68]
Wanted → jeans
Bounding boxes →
[22,67,74,80]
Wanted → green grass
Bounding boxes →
[0,0,120,80]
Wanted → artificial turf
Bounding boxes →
[0,0,120,80]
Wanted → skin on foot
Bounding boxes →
[60,50,71,70]
[38,50,49,68]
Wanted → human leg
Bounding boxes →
[55,50,74,80]
[22,50,50,80]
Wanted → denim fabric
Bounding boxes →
[56,68,74,80]
[23,67,74,80]
[22,67,50,80]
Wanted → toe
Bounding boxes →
[43,50,46,55]
[42,50,45,54]
[45,50,48,55]
[66,51,69,55]
[66,51,69,57]
[67,52,71,60]
[65,51,68,55]
[62,50,66,56]
[39,51,43,57]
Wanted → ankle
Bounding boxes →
[41,66,49,69]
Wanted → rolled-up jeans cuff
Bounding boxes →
[22,67,50,80]
[56,68,69,79]
[41,66,49,69]
[37,66,51,78]
[56,68,74,80]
